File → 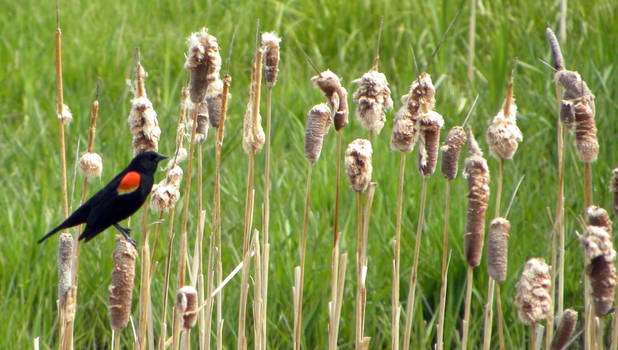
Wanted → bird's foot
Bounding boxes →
[122,231,138,248]
[113,223,136,247]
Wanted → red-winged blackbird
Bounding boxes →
[38,151,167,246]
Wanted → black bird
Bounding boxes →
[38,151,167,246]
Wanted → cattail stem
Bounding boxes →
[113,329,120,350]
[392,153,406,350]
[584,164,593,350]
[261,86,274,349]
[158,207,177,350]
[334,130,343,245]
[559,0,567,43]
[355,191,364,349]
[555,80,566,323]
[294,165,313,350]
[403,177,428,350]
[482,279,496,350]
[137,204,151,350]
[461,265,474,350]
[531,324,537,350]
[584,163,592,208]
[495,159,504,217]
[467,0,476,83]
[436,180,451,350]
[329,233,345,350]
[611,285,618,350]
[496,285,505,350]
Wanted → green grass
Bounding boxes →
[1,0,617,348]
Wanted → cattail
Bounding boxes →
[514,258,552,325]
[206,78,224,128]
[345,139,373,192]
[184,28,222,103]
[610,168,618,216]
[352,70,393,134]
[404,73,435,116]
[108,235,138,331]
[177,285,198,329]
[390,105,419,152]
[486,217,510,282]
[304,103,332,164]
[128,64,161,155]
[440,126,467,180]
[486,99,522,160]
[311,70,349,131]
[463,127,490,267]
[58,233,73,308]
[550,309,577,350]
[193,101,210,143]
[78,152,103,179]
[586,205,612,234]
[261,32,281,88]
[418,110,444,176]
[242,98,265,154]
[57,104,73,124]
[581,225,616,316]
[150,164,183,212]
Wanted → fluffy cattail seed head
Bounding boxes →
[261,32,281,88]
[58,104,73,124]
[150,164,183,212]
[610,168,618,216]
[304,103,332,164]
[128,66,161,155]
[486,100,523,159]
[312,70,349,131]
[581,225,615,264]
[242,98,265,154]
[352,70,393,134]
[345,139,373,192]
[418,110,444,176]
[463,127,490,267]
[403,73,436,116]
[581,225,616,316]
[108,235,138,331]
[440,126,467,180]
[79,152,103,180]
[550,309,577,350]
[58,233,73,308]
[486,217,510,282]
[177,285,198,329]
[572,99,598,163]
[185,28,222,103]
[514,258,552,325]
[206,78,224,128]
[390,105,420,153]
[586,205,612,234]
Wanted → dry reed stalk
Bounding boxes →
[328,234,347,350]
[239,26,263,350]
[357,183,377,349]
[550,309,577,350]
[515,258,552,349]
[467,0,476,82]
[610,168,618,217]
[436,125,467,350]
[391,153,406,350]
[252,230,263,349]
[260,31,280,349]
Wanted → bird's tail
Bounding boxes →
[37,226,64,244]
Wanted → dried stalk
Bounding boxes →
[461,266,474,350]
[436,181,450,350]
[294,166,312,350]
[392,153,406,350]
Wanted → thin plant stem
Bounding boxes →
[329,233,342,350]
[355,191,364,350]
[261,86,274,349]
[137,204,151,350]
[403,177,428,350]
[113,330,120,350]
[467,0,476,83]
[584,163,593,350]
[531,324,537,350]
[461,265,474,350]
[294,165,313,350]
[611,284,618,350]
[482,279,496,350]
[333,130,343,245]
[584,163,592,208]
[358,183,377,348]
[392,153,406,350]
[495,159,504,217]
[436,180,451,350]
[559,0,567,43]
[496,284,506,350]
[158,206,176,350]
[555,82,566,324]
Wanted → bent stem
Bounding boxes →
[403,176,428,350]
[294,165,313,350]
[393,153,406,350]
[461,265,474,350]
[436,180,451,350]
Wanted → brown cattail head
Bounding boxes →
[79,152,103,180]
[184,28,222,103]
[390,103,420,153]
[242,98,265,154]
[440,126,467,180]
[610,168,618,216]
[550,309,578,350]
[193,101,210,143]
[345,139,373,192]
[304,103,332,164]
[486,99,522,160]
[581,225,616,316]
[514,258,552,325]
[206,78,224,128]
[418,110,444,176]
[486,217,510,282]
[58,233,73,308]
[352,70,394,134]
[586,205,612,234]
[177,285,198,329]
[463,127,490,267]
[311,70,349,131]
[150,164,183,212]
[261,32,281,88]
[128,65,161,156]
[108,235,138,331]
[403,73,436,116]
[572,99,598,163]
[57,104,73,124]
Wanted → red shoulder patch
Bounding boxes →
[117,171,141,194]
